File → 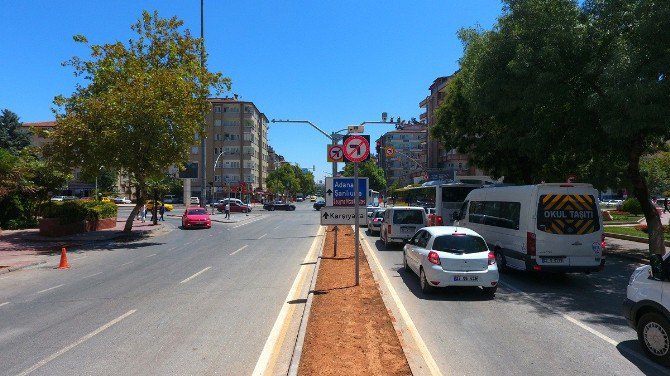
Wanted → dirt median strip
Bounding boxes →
[298,225,411,375]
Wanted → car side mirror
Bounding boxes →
[451,210,461,221]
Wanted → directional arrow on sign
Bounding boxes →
[326,189,333,196]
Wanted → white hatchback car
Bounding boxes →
[403,226,499,297]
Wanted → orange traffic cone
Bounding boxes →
[58,247,70,269]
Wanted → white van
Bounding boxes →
[380,207,428,247]
[454,183,605,273]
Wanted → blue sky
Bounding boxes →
[1,0,503,184]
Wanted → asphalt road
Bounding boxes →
[0,203,321,375]
[361,228,670,376]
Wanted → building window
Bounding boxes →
[194,133,200,141]
[214,175,221,182]
[215,133,221,141]
[214,119,222,127]
[191,147,199,154]
[214,106,222,113]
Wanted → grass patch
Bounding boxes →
[605,226,670,240]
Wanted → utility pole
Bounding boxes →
[199,0,207,207]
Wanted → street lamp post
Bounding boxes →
[199,0,207,208]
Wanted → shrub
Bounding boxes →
[39,201,117,225]
[621,198,643,215]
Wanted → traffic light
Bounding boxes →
[375,140,381,154]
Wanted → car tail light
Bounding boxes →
[601,233,606,250]
[527,232,536,256]
[436,216,443,225]
[533,265,542,271]
[488,251,496,265]
[427,251,441,265]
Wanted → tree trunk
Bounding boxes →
[124,179,145,232]
[628,135,665,260]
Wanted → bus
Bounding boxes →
[394,182,483,225]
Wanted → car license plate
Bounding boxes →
[542,257,564,263]
[453,275,479,282]
[401,226,414,232]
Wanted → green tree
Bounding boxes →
[45,11,230,231]
[0,109,31,155]
[266,164,300,199]
[290,165,316,195]
[641,153,670,198]
[341,160,386,191]
[433,0,670,262]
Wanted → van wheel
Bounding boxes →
[483,286,497,299]
[495,250,509,273]
[637,312,670,365]
[420,269,433,294]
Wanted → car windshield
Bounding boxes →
[188,209,208,215]
[374,210,385,218]
[432,235,488,254]
[393,210,424,224]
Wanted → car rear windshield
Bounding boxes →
[537,194,600,235]
[188,209,208,215]
[374,210,385,218]
[393,210,424,224]
[432,235,488,254]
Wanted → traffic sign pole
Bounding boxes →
[354,162,360,286]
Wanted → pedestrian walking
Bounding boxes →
[140,204,147,223]
[159,203,165,221]
[225,202,231,219]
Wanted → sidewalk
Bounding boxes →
[0,218,168,274]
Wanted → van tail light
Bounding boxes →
[527,232,536,256]
[387,225,392,235]
[488,251,496,265]
[436,216,443,225]
[427,251,441,265]
[601,233,606,250]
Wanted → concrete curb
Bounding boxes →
[287,226,326,376]
[604,250,649,264]
[0,260,47,275]
[605,232,670,247]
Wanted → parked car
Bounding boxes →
[313,199,326,211]
[146,200,174,212]
[380,207,428,247]
[190,196,200,205]
[212,198,245,207]
[264,201,296,211]
[181,207,212,229]
[62,196,78,201]
[310,196,317,202]
[163,195,177,204]
[403,226,499,296]
[624,257,670,365]
[296,197,304,202]
[217,201,252,213]
[368,209,385,235]
[50,196,65,202]
[113,197,132,204]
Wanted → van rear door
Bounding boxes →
[534,185,603,268]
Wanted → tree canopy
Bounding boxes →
[341,160,386,191]
[265,164,315,198]
[432,0,670,261]
[0,109,31,155]
[45,11,231,231]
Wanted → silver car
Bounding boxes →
[368,209,385,235]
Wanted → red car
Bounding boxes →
[217,202,252,213]
[182,207,212,229]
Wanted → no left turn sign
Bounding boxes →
[328,144,344,162]
[343,135,370,163]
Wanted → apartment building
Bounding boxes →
[190,98,270,199]
[419,73,486,178]
[376,124,427,187]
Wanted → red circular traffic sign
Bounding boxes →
[343,135,370,163]
[329,145,344,162]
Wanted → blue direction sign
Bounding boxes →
[325,177,369,206]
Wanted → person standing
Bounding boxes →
[159,203,166,221]
[140,204,147,223]
[225,202,231,219]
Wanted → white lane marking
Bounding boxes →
[253,225,324,376]
[120,261,133,266]
[360,235,443,376]
[0,302,9,308]
[230,245,249,256]
[232,216,265,229]
[499,280,670,375]
[82,272,103,279]
[258,233,268,239]
[273,225,280,230]
[35,284,64,295]
[17,309,136,376]
[180,267,211,284]
[145,253,157,258]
